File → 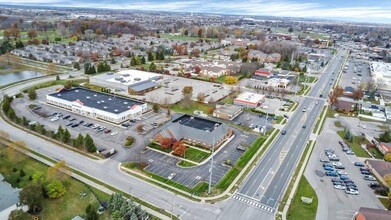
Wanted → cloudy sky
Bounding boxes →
[2,0,391,24]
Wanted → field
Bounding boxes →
[286,176,318,220]
[0,29,76,43]
[0,145,110,220]
[184,147,211,163]
[171,100,214,115]
[272,28,326,40]
[159,33,218,42]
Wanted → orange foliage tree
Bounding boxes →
[172,141,186,157]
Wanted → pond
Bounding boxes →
[0,70,44,87]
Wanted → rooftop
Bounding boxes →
[370,61,391,77]
[356,207,391,220]
[172,114,222,132]
[48,87,144,114]
[235,92,265,104]
[367,159,391,177]
[215,104,243,114]
[0,174,20,212]
[92,69,161,86]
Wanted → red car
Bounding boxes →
[104,129,112,134]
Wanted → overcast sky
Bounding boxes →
[2,0,391,24]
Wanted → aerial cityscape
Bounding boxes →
[0,1,391,220]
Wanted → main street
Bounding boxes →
[217,49,347,220]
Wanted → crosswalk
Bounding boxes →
[232,195,275,214]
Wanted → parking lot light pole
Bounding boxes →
[264,112,268,136]
[208,139,215,194]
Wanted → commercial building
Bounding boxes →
[213,104,243,120]
[234,92,265,108]
[378,142,391,155]
[354,207,391,220]
[89,70,162,94]
[254,68,272,78]
[0,174,21,218]
[369,61,391,88]
[154,114,233,148]
[46,87,147,124]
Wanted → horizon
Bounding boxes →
[1,0,391,24]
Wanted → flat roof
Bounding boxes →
[48,87,144,114]
[367,160,391,177]
[215,104,243,114]
[92,70,161,86]
[172,115,221,132]
[370,61,391,77]
[235,92,265,104]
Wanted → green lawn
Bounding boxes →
[286,176,318,220]
[159,33,218,42]
[379,198,390,210]
[171,100,214,115]
[147,142,172,153]
[0,146,110,220]
[313,106,327,134]
[337,131,371,158]
[23,79,87,92]
[368,147,384,159]
[177,160,197,167]
[215,75,227,83]
[184,147,211,163]
[218,91,240,104]
[297,85,310,95]
[299,76,317,83]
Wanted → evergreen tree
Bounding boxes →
[62,129,71,143]
[135,56,141,65]
[130,57,136,66]
[85,204,98,220]
[73,62,80,70]
[74,133,84,148]
[141,56,146,64]
[84,134,96,152]
[111,57,116,64]
[27,88,37,100]
[149,62,157,72]
[147,52,153,61]
[15,40,24,48]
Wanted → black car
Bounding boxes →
[302,125,306,129]
[69,118,76,121]
[281,130,286,135]
[87,123,93,127]
[361,171,371,175]
[78,120,84,125]
[368,183,380,188]
[97,148,106,153]
[63,115,70,120]
[71,124,79,128]
[283,114,289,119]
[66,122,73,126]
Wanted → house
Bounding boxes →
[343,86,355,97]
[154,115,234,149]
[334,100,355,113]
[265,53,281,63]
[0,174,22,219]
[354,207,391,220]
[248,50,267,62]
[366,160,391,189]
[378,142,391,155]
[234,92,265,108]
[213,104,243,120]
[254,68,272,78]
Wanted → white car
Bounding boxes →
[334,185,346,190]
[337,170,348,175]
[167,173,177,180]
[110,131,118,136]
[91,124,99,129]
[50,117,59,122]
[332,162,342,166]
[345,188,358,195]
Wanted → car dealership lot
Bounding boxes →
[305,118,384,220]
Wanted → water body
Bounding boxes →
[0,70,44,86]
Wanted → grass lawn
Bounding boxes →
[286,176,318,220]
[379,198,390,210]
[171,100,213,115]
[368,147,384,159]
[0,146,110,220]
[299,76,317,83]
[23,79,87,92]
[297,85,310,95]
[313,106,327,134]
[288,101,299,112]
[184,147,211,163]
[218,91,240,104]
[215,75,227,83]
[177,160,197,167]
[337,131,371,158]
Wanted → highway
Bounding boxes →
[217,49,347,220]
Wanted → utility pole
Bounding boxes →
[264,111,268,135]
[208,138,215,194]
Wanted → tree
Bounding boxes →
[194,66,201,74]
[56,75,60,80]
[385,173,391,188]
[8,209,30,220]
[73,61,80,70]
[19,184,43,214]
[46,180,67,199]
[62,128,71,143]
[64,80,72,90]
[198,28,203,38]
[384,153,391,162]
[172,141,186,157]
[111,57,116,64]
[136,124,144,132]
[130,57,137,66]
[288,27,293,33]
[160,137,174,149]
[27,29,38,39]
[141,56,146,64]
[388,191,391,210]
[85,204,98,220]
[196,92,206,103]
[329,86,344,106]
[353,87,364,100]
[182,86,193,95]
[149,62,157,72]
[84,134,96,152]
[152,103,160,113]
[15,40,24,48]
[27,88,37,100]
[74,133,84,148]
[148,52,153,61]
[379,131,391,143]
[224,76,239,85]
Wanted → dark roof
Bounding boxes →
[48,87,144,114]
[357,207,391,220]
[344,86,355,93]
[366,160,391,177]
[129,81,157,92]
[172,115,221,132]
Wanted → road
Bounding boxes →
[217,49,347,220]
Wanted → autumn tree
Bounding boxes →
[19,183,43,214]
[136,124,144,132]
[329,86,344,106]
[172,141,186,157]
[224,76,239,85]
[197,92,206,103]
[160,137,174,149]
[194,66,201,74]
[198,28,203,38]
[48,62,57,75]
[152,103,160,113]
[182,86,193,95]
[353,86,364,100]
[8,209,30,220]
[27,29,38,39]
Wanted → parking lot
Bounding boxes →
[129,75,232,104]
[232,111,274,133]
[11,85,169,162]
[338,55,372,89]
[305,118,384,220]
[143,122,258,188]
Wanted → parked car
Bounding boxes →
[104,129,112,134]
[71,124,79,128]
[331,178,340,182]
[302,125,307,129]
[97,148,106,153]
[69,118,76,121]
[78,120,84,125]
[86,123,93,127]
[83,122,89,126]
[63,115,71,120]
[363,175,376,181]
[346,150,355,155]
[324,166,334,171]
[337,170,348,175]
[340,175,349,180]
[334,185,346,190]
[360,168,370,172]
[361,171,371,175]
[50,117,60,122]
[354,162,365,167]
[281,130,286,135]
[345,188,359,195]
[329,156,340,161]
[332,181,344,185]
[110,131,118,136]
[56,113,63,117]
[320,158,329,163]
[167,173,177,180]
[325,171,338,176]
[91,124,99,129]
[283,114,289,119]
[66,122,73,126]
[368,183,381,188]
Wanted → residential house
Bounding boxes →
[366,160,391,189]
[378,142,391,155]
